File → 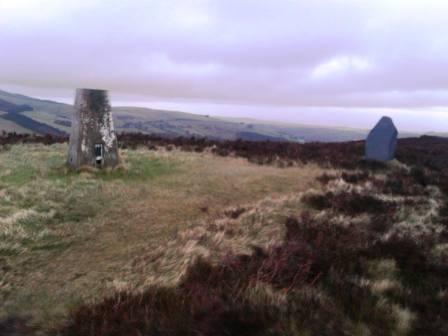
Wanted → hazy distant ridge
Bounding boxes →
[0,89,432,142]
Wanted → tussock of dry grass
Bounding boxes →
[122,194,306,288]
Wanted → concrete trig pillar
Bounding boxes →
[67,88,120,168]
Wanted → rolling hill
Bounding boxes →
[0,89,432,142]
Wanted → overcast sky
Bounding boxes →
[1,0,448,132]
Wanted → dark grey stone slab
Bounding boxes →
[365,116,398,162]
[67,89,120,168]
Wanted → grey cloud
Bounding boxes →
[0,0,448,131]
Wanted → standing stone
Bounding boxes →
[67,89,119,168]
[365,116,398,162]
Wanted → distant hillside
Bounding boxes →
[0,89,438,142]
[0,96,65,136]
[0,98,33,113]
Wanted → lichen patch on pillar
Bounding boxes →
[100,111,116,150]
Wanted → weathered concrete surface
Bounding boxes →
[67,89,119,168]
[365,116,398,162]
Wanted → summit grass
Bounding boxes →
[0,143,322,332]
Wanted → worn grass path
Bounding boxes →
[0,144,324,330]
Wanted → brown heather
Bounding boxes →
[0,133,447,335]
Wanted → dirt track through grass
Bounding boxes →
[0,144,324,329]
